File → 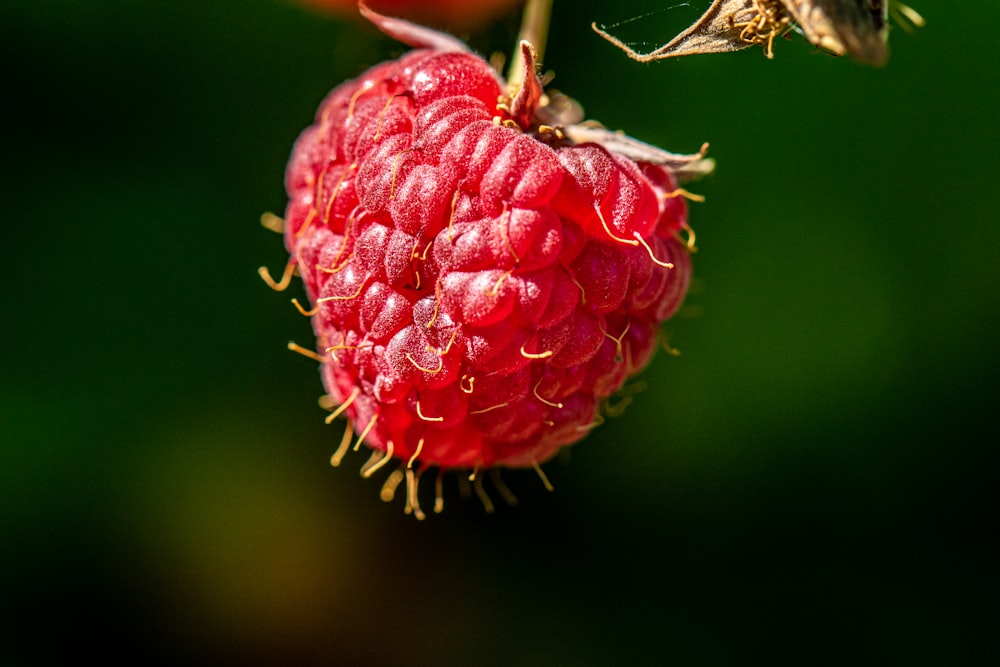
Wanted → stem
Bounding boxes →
[508,0,553,89]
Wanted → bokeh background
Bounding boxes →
[3,0,997,664]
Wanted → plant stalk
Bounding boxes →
[508,0,553,90]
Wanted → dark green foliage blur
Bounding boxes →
[2,0,997,664]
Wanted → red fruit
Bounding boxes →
[268,6,711,510]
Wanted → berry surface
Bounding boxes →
[276,8,703,478]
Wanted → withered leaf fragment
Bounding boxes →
[784,0,888,64]
[593,0,921,65]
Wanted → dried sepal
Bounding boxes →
[562,124,715,183]
[592,0,759,62]
[358,1,472,53]
[593,0,923,65]
[782,0,887,65]
[508,41,545,130]
[534,89,585,127]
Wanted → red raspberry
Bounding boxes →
[267,5,711,512]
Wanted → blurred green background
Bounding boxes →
[2,0,997,664]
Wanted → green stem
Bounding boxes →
[508,0,553,89]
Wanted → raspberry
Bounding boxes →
[264,5,712,513]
